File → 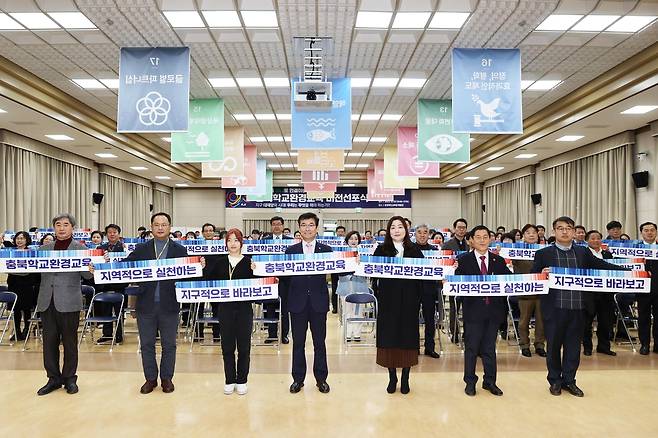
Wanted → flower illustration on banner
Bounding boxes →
[136,91,170,126]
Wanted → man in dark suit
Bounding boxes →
[531,216,626,397]
[261,215,293,344]
[443,218,469,344]
[287,212,332,394]
[414,223,441,358]
[637,221,658,355]
[95,223,127,344]
[455,225,510,397]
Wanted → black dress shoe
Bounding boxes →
[290,381,304,393]
[140,380,158,394]
[281,336,289,344]
[264,338,277,344]
[536,347,547,357]
[549,383,561,396]
[465,383,476,396]
[583,349,592,356]
[640,345,650,355]
[521,348,532,357]
[37,379,62,396]
[596,348,617,356]
[64,381,79,394]
[424,349,440,359]
[482,382,503,396]
[562,383,584,397]
[161,379,175,393]
[317,381,330,393]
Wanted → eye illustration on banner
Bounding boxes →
[136,91,171,126]
[424,134,464,155]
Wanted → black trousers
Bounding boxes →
[638,292,658,347]
[544,308,584,386]
[421,290,437,351]
[463,317,499,385]
[41,299,80,383]
[449,297,461,343]
[583,294,615,351]
[218,302,253,384]
[330,273,339,312]
[291,304,328,383]
[98,291,126,340]
[136,305,178,381]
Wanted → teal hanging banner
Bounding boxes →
[246,170,273,202]
[171,99,224,163]
[417,99,470,163]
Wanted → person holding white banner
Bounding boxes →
[203,228,254,395]
[637,221,658,355]
[531,216,626,398]
[372,216,424,395]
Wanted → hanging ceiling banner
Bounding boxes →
[301,170,340,183]
[373,160,403,195]
[417,99,470,163]
[383,146,419,189]
[367,169,394,201]
[306,191,337,199]
[246,170,273,202]
[118,47,190,133]
[291,78,352,150]
[236,159,267,196]
[304,182,337,193]
[194,125,242,174]
[451,48,523,134]
[171,99,225,163]
[297,150,345,171]
[397,127,440,178]
[221,145,257,187]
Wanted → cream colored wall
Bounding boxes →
[172,188,226,229]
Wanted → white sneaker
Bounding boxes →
[236,383,248,395]
[224,383,235,395]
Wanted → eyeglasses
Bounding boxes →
[555,227,574,232]
[299,223,317,229]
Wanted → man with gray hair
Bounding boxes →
[36,213,92,396]
[414,223,441,358]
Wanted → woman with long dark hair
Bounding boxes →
[371,216,424,394]
[7,231,40,341]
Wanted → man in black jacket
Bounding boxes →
[414,224,441,358]
[637,221,658,355]
[95,224,127,344]
[442,218,469,344]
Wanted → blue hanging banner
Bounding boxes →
[118,47,190,133]
[451,48,522,134]
[291,78,352,150]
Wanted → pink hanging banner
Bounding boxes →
[397,127,440,178]
[303,182,337,192]
[374,160,404,195]
[222,145,257,188]
[367,169,394,201]
[301,170,340,183]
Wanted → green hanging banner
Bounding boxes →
[171,98,224,163]
[417,99,470,163]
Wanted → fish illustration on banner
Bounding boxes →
[236,159,267,196]
[221,145,257,187]
[417,99,470,163]
[291,78,352,150]
[383,146,419,189]
[397,127,440,178]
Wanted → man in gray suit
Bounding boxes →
[36,213,92,396]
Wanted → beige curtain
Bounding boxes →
[462,189,483,227]
[483,175,535,230]
[543,144,636,232]
[99,173,151,235]
[152,185,173,217]
[0,143,91,231]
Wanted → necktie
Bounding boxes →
[480,255,490,305]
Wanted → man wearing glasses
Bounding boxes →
[443,218,469,344]
[531,216,625,398]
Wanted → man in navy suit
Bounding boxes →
[455,225,511,397]
[531,216,626,397]
[286,212,332,394]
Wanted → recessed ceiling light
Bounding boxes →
[274,152,290,157]
[287,183,299,187]
[264,77,290,87]
[343,183,356,187]
[162,11,205,28]
[260,152,275,156]
[515,153,537,159]
[130,166,148,170]
[10,12,59,29]
[486,166,505,171]
[572,15,620,32]
[535,14,583,31]
[161,137,171,142]
[267,136,284,142]
[398,78,426,88]
[447,183,461,187]
[0,13,24,30]
[353,137,370,142]
[240,11,278,28]
[280,163,294,168]
[621,105,658,114]
[521,80,535,90]
[556,135,584,142]
[251,137,267,143]
[235,77,263,88]
[175,183,190,187]
[268,164,281,169]
[99,79,119,89]
[208,77,237,88]
[276,113,291,120]
[255,113,276,120]
[351,114,360,121]
[355,11,393,29]
[392,12,431,29]
[606,15,656,33]
[344,164,358,168]
[527,80,562,91]
[45,134,73,141]
[370,137,387,142]
[428,12,470,29]
[72,79,105,89]
[95,153,117,158]
[464,176,479,180]
[351,77,372,88]
[201,10,241,27]
[381,114,402,121]
[347,152,361,157]
[233,113,255,121]
[362,152,377,157]
[48,12,96,29]
[289,152,298,156]
[372,77,399,88]
[360,114,381,121]
[0,108,7,113]
[356,163,369,168]
[155,176,171,180]
[284,136,291,142]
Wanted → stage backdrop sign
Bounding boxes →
[171,99,224,162]
[118,47,190,132]
[417,99,470,163]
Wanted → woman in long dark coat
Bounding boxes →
[7,231,40,341]
[372,216,424,394]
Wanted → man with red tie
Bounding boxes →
[455,225,511,397]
